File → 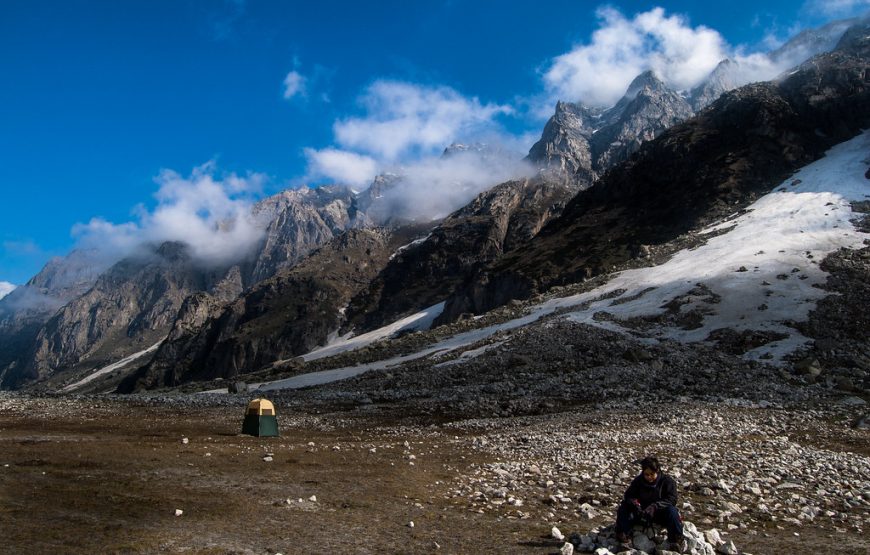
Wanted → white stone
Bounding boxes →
[408,521,415,528]
[181,438,189,444]
[308,495,317,502]
[560,542,574,555]
[632,531,656,552]
[551,526,565,541]
[704,528,723,546]
[174,509,183,517]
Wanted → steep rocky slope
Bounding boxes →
[345,70,703,336]
[120,227,426,390]
[344,177,581,333]
[439,26,870,323]
[2,242,245,388]
[0,249,110,387]
[247,185,361,283]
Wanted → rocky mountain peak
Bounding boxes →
[688,58,739,111]
[769,16,857,64]
[623,69,667,99]
[529,68,693,181]
[835,18,870,56]
[442,142,488,157]
[527,101,596,182]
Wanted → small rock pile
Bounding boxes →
[560,521,738,555]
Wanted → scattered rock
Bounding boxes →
[228,381,248,394]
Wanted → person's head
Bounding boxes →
[640,456,660,483]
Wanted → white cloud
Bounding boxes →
[301,79,530,211]
[332,80,512,161]
[371,150,535,222]
[803,0,870,17]
[540,5,862,111]
[72,162,267,265]
[543,7,727,107]
[283,70,307,100]
[304,148,379,186]
[0,281,15,300]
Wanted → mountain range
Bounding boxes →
[1,17,868,396]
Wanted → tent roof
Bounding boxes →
[246,398,275,414]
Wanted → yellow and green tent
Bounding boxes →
[241,398,279,437]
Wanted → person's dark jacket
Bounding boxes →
[622,473,678,510]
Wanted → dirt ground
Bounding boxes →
[0,398,559,554]
[0,396,867,554]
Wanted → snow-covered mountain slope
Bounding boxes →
[557,129,870,361]
[250,129,869,392]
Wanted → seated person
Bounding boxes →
[615,455,686,552]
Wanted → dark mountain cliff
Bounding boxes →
[344,177,582,333]
[438,26,870,323]
[247,185,361,283]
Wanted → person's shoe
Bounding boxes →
[614,531,632,549]
[673,537,688,553]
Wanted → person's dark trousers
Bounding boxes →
[615,501,684,541]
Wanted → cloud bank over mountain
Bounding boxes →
[72,162,266,266]
[0,281,15,300]
[539,6,859,110]
[304,80,516,185]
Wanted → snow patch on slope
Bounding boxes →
[60,341,164,393]
[389,234,432,261]
[301,302,445,362]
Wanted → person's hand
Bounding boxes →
[631,498,641,510]
[643,505,656,520]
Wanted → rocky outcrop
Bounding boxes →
[795,203,870,393]
[689,59,738,112]
[528,71,693,182]
[345,177,581,332]
[528,101,599,182]
[122,227,420,390]
[440,29,870,323]
[589,71,694,172]
[248,185,359,283]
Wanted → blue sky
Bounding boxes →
[1,0,867,286]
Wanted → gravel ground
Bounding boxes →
[1,393,867,554]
